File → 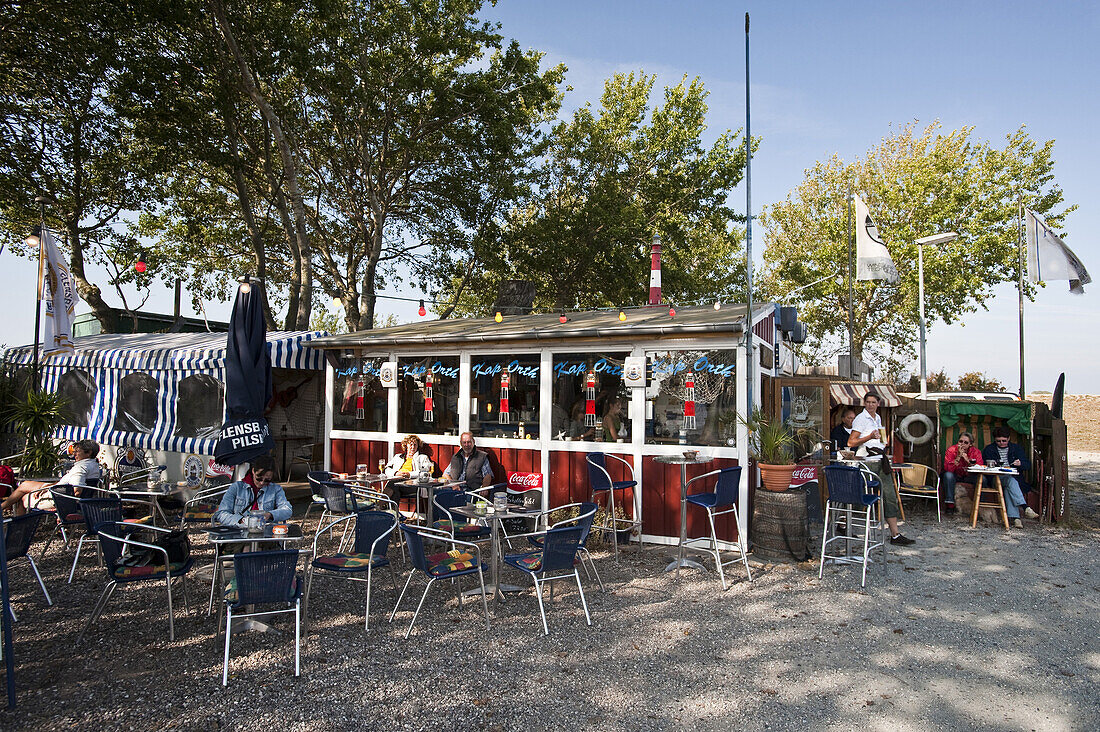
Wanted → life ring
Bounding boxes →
[898,413,934,445]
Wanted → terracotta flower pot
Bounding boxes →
[759,463,797,492]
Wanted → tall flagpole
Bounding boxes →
[845,187,854,377]
[744,12,754,414]
[1018,198,1025,397]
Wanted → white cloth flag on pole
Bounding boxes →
[1026,209,1091,295]
[41,229,81,357]
[854,194,899,283]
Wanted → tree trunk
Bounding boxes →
[64,224,115,332]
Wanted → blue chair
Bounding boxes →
[40,486,85,558]
[683,467,752,590]
[221,549,303,685]
[70,496,152,583]
[527,502,604,592]
[3,510,53,617]
[389,524,489,639]
[819,464,887,588]
[303,510,397,631]
[585,452,640,555]
[317,480,364,548]
[431,489,491,541]
[178,478,231,530]
[504,524,592,635]
[78,521,194,642]
[302,470,332,532]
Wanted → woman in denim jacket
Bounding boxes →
[213,455,293,526]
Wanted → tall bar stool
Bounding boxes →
[585,452,639,556]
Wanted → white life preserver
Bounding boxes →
[898,413,935,445]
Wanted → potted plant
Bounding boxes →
[742,408,798,492]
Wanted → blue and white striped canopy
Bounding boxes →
[2,331,327,455]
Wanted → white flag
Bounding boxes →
[854,195,899,283]
[41,229,81,357]
[1026,209,1091,295]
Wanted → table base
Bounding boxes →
[230,617,283,635]
[665,556,708,573]
[461,582,525,600]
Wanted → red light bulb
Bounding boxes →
[135,260,147,274]
[418,300,426,317]
[559,312,567,323]
[668,306,676,318]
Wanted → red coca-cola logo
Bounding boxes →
[507,471,543,488]
[788,466,817,487]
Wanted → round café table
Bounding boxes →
[653,454,714,574]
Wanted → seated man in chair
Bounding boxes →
[981,427,1039,528]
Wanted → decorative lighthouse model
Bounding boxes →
[584,370,597,427]
[355,377,365,420]
[683,371,697,430]
[423,371,434,423]
[498,370,510,424]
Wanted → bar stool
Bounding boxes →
[969,470,1010,530]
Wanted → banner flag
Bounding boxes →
[41,229,81,357]
[1026,209,1091,294]
[854,195,899,283]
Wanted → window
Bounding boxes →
[332,350,388,432]
[57,369,96,428]
[398,356,460,435]
[113,373,159,434]
[646,350,737,447]
[551,352,631,442]
[174,374,225,439]
[469,354,540,439]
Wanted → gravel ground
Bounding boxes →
[2,461,1098,731]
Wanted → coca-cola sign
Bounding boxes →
[507,471,544,489]
[788,465,818,488]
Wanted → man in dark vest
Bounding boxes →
[442,432,494,491]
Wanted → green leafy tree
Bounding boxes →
[957,371,1005,393]
[442,72,751,313]
[760,121,1074,375]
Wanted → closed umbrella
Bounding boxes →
[214,280,274,466]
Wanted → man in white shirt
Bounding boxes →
[848,392,914,546]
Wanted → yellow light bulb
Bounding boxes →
[487,403,493,413]
[618,311,626,321]
[713,300,721,310]
[494,311,503,323]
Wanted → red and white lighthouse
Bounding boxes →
[648,234,662,305]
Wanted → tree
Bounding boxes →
[441,72,751,313]
[760,121,1074,375]
[0,1,160,331]
[957,371,1004,393]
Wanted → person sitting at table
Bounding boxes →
[941,432,983,513]
[441,432,493,491]
[981,426,1039,527]
[602,398,627,441]
[384,434,435,479]
[213,455,293,526]
[2,438,103,516]
[829,407,856,454]
[849,391,913,546]
[567,401,595,441]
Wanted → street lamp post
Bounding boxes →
[916,232,958,398]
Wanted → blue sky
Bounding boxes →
[1,0,1096,392]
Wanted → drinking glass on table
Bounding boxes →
[378,458,386,475]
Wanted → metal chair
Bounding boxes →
[291,443,325,479]
[3,510,53,613]
[683,466,752,590]
[345,483,407,561]
[79,521,194,642]
[303,510,397,632]
[316,480,364,547]
[431,489,491,542]
[40,486,85,558]
[503,524,592,635]
[220,549,303,685]
[895,463,941,523]
[302,470,332,533]
[585,452,639,555]
[526,502,604,592]
[178,481,231,530]
[69,496,152,583]
[818,464,887,588]
[389,524,489,639]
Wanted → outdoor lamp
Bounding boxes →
[713,300,721,310]
[618,310,626,321]
[418,300,426,317]
[135,251,147,273]
[668,305,676,318]
[24,225,41,248]
[915,232,959,398]
[559,311,567,323]
[494,311,503,323]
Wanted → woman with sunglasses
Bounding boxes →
[212,454,293,526]
[942,432,983,513]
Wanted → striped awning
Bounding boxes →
[829,383,902,407]
[1,331,327,455]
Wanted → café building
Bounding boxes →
[311,303,805,547]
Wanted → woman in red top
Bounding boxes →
[942,432,983,511]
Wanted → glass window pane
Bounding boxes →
[175,374,225,439]
[646,350,737,447]
[398,356,460,436]
[469,354,540,439]
[113,373,159,434]
[57,369,96,428]
[781,383,825,458]
[332,350,387,432]
[551,352,630,442]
